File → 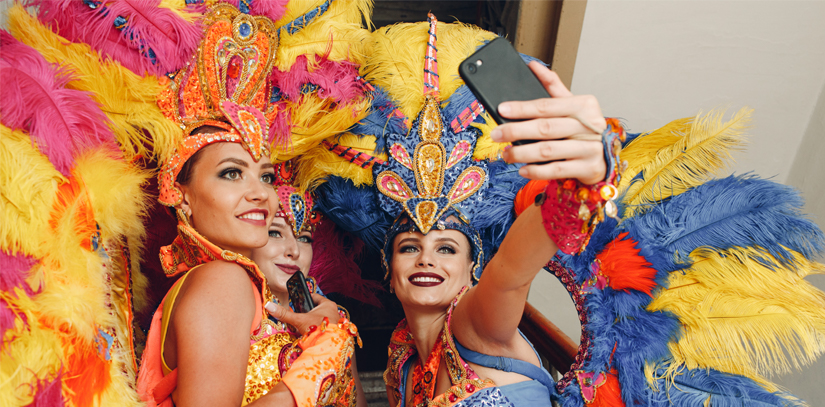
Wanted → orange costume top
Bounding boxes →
[136,223,359,406]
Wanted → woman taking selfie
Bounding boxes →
[316,16,612,406]
[316,13,825,407]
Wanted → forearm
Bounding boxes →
[455,204,557,345]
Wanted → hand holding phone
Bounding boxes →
[459,37,550,146]
[459,38,607,183]
[287,271,315,313]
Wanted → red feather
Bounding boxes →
[591,369,626,407]
[308,220,382,308]
[597,233,658,296]
[514,180,549,216]
[31,0,203,76]
[0,31,116,176]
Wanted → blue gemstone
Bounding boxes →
[239,22,251,37]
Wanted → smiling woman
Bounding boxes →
[135,5,361,407]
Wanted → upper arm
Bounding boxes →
[171,262,257,406]
[453,205,556,350]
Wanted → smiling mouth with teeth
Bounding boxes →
[238,212,265,220]
[411,276,442,283]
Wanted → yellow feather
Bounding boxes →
[7,5,179,164]
[73,151,153,318]
[293,133,387,190]
[274,0,373,69]
[648,246,825,380]
[0,303,64,406]
[471,114,507,160]
[0,125,64,258]
[363,21,496,120]
[159,0,200,22]
[619,109,750,217]
[271,94,370,162]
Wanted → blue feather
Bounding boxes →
[620,174,824,271]
[315,176,393,250]
[647,364,803,406]
[350,85,407,154]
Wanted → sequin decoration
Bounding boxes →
[415,201,439,233]
[419,96,443,142]
[376,171,414,202]
[447,167,485,202]
[275,184,318,236]
[243,332,295,405]
[390,144,413,170]
[414,142,446,198]
[446,140,471,168]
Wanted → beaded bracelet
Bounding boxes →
[538,118,626,254]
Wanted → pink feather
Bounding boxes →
[217,0,288,21]
[270,55,364,104]
[268,101,293,150]
[24,372,66,407]
[0,299,22,349]
[0,250,37,296]
[308,221,382,308]
[30,0,204,76]
[0,31,116,176]
[248,0,289,21]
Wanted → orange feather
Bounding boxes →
[597,233,657,296]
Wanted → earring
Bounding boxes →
[389,285,394,294]
[176,208,192,228]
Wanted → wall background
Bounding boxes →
[528,0,825,403]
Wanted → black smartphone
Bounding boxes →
[458,37,551,145]
[287,271,315,313]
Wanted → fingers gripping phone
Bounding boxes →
[287,271,315,313]
[458,37,551,145]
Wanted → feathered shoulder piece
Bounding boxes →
[541,109,825,406]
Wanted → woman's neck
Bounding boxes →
[404,306,449,363]
[272,289,289,306]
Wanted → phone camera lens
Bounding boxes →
[467,63,477,74]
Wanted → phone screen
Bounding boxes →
[287,271,315,313]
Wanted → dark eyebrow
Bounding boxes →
[261,163,274,169]
[218,157,249,167]
[435,237,459,246]
[396,237,420,246]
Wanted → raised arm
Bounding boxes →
[453,63,607,351]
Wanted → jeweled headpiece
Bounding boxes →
[375,14,487,232]
[273,159,321,236]
[157,4,277,206]
[315,15,527,282]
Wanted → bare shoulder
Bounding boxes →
[172,261,257,335]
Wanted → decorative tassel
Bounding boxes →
[619,109,750,217]
[0,30,117,176]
